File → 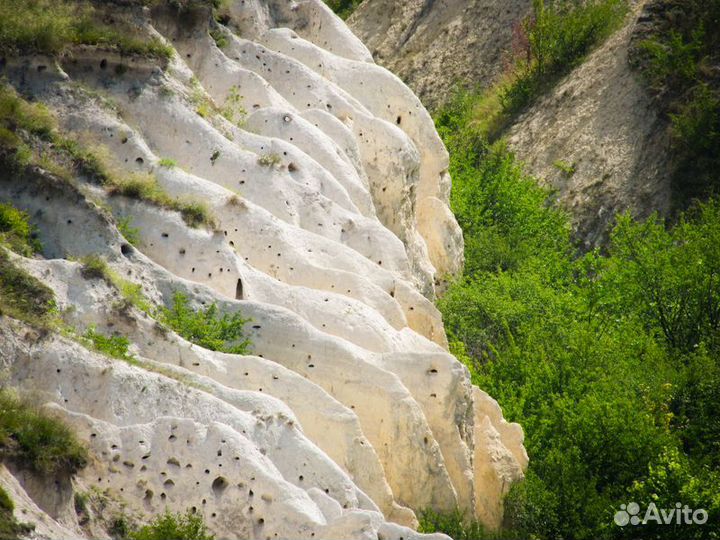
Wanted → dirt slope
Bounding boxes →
[506,4,673,247]
[348,0,531,111]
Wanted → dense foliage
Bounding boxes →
[0,389,88,476]
[323,0,363,19]
[128,510,214,540]
[160,292,252,354]
[632,0,720,207]
[435,80,720,538]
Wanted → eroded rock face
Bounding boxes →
[348,0,531,111]
[0,1,524,537]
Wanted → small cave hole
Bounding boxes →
[235,278,244,300]
[212,476,228,496]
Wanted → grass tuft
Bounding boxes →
[0,0,173,58]
[0,202,42,256]
[0,388,88,475]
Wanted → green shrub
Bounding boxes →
[0,83,56,170]
[257,153,282,168]
[159,292,251,354]
[118,216,141,246]
[0,202,41,256]
[158,158,177,168]
[82,326,135,363]
[0,485,13,512]
[417,509,489,540]
[322,0,363,19]
[632,0,720,206]
[0,388,88,475]
[220,86,247,127]
[436,81,720,539]
[110,515,131,539]
[0,484,34,540]
[108,173,215,229]
[129,510,213,540]
[501,0,628,115]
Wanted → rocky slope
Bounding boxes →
[506,1,673,248]
[348,0,531,111]
[0,1,525,538]
[350,0,674,247]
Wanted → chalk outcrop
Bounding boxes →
[0,1,524,538]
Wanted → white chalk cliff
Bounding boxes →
[0,1,526,538]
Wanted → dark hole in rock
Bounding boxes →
[236,279,243,300]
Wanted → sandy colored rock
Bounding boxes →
[0,1,525,537]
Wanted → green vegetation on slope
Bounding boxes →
[160,291,252,354]
[0,84,215,230]
[323,0,363,20]
[0,388,88,476]
[0,485,34,540]
[0,0,172,58]
[0,203,55,327]
[455,0,628,140]
[631,0,720,207]
[128,510,214,540]
[0,202,41,257]
[435,81,720,540]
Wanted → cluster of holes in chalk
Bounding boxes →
[90,427,357,537]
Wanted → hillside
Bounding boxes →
[348,0,531,112]
[0,1,526,539]
[345,1,720,539]
[506,1,673,247]
[349,0,683,246]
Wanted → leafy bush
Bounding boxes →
[0,388,88,475]
[418,509,490,540]
[118,216,141,246]
[82,326,135,363]
[501,0,628,115]
[322,0,363,19]
[160,292,251,354]
[129,510,213,540]
[633,0,720,206]
[437,82,720,539]
[0,0,172,58]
